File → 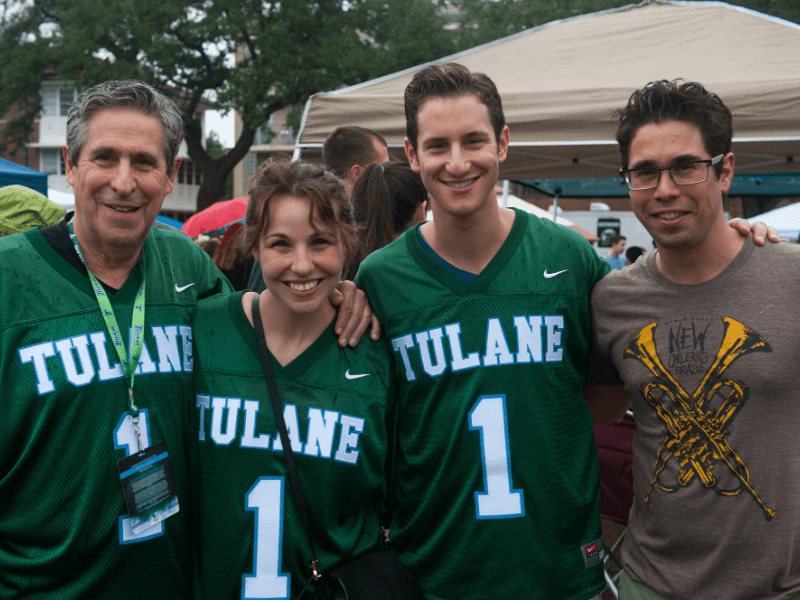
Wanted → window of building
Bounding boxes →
[41,148,67,175]
[41,87,77,118]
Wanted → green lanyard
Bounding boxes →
[68,222,147,450]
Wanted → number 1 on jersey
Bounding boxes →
[243,477,291,599]
[469,395,525,519]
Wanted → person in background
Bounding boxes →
[344,161,428,280]
[212,223,254,291]
[322,126,390,197]
[199,237,219,259]
[625,245,647,265]
[603,234,628,269]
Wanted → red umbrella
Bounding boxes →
[181,197,249,238]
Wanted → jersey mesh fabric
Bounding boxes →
[357,209,611,600]
[0,226,231,599]
[192,291,394,600]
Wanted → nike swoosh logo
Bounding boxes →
[543,269,568,279]
[345,370,370,380]
[175,283,196,292]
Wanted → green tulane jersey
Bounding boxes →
[0,226,232,599]
[356,208,612,600]
[192,291,394,600]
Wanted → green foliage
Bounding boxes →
[0,0,455,208]
[205,130,226,161]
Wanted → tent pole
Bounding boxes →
[552,186,562,224]
[502,180,509,208]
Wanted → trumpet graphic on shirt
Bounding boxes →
[624,317,775,521]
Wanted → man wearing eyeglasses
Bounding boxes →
[587,79,800,600]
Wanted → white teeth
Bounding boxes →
[658,212,684,220]
[289,280,319,292]
[111,206,136,213]
[446,178,476,189]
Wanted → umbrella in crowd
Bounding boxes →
[181,197,248,238]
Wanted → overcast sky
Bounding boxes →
[205,110,236,148]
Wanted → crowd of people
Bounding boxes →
[0,60,795,600]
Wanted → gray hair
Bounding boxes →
[66,80,184,169]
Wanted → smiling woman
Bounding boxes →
[190,159,409,600]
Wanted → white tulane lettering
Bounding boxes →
[55,335,96,386]
[17,325,191,395]
[416,328,447,377]
[179,326,193,372]
[90,332,124,381]
[241,400,270,449]
[271,405,303,453]
[197,396,364,466]
[446,323,480,371]
[18,341,57,395]
[545,316,564,362]
[211,396,241,445]
[392,334,416,381]
[335,415,364,465]
[152,326,182,373]
[196,395,210,441]
[483,318,514,366]
[391,315,565,381]
[304,409,340,458]
[514,316,543,363]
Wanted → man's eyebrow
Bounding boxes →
[629,154,704,170]
[421,135,447,146]
[90,146,117,157]
[134,151,160,163]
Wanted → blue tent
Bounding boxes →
[0,158,48,196]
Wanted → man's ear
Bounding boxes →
[164,156,181,196]
[348,162,363,188]
[405,138,420,173]
[497,126,510,163]
[63,145,76,187]
[719,152,735,193]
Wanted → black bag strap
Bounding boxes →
[251,293,330,599]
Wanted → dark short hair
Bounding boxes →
[615,79,732,176]
[66,80,184,170]
[345,161,428,279]
[610,234,626,246]
[243,157,357,266]
[625,246,646,264]
[404,62,505,150]
[322,126,387,180]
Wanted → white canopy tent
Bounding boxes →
[295,0,800,181]
[747,203,800,241]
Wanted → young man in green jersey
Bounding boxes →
[357,63,611,600]
[0,80,373,599]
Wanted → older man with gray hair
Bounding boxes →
[0,79,373,598]
[0,80,229,598]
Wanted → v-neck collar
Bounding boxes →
[406,207,528,295]
[228,291,338,379]
[25,226,145,303]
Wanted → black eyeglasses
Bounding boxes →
[620,154,724,191]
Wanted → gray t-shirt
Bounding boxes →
[590,238,800,600]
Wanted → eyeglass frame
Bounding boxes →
[619,154,725,191]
